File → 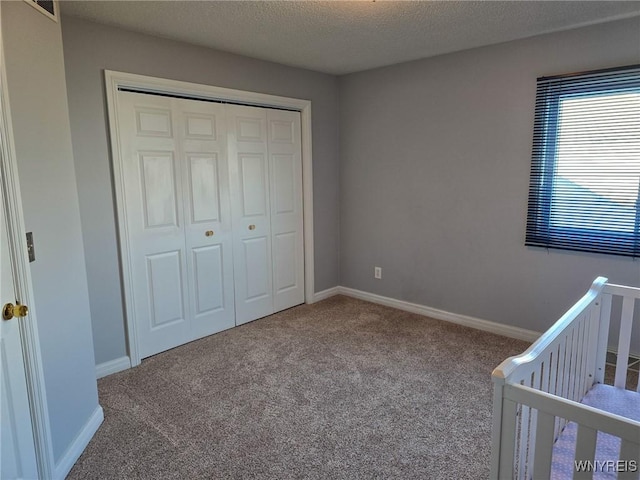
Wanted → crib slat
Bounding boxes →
[526,370,543,478]
[564,328,576,399]
[499,399,517,478]
[567,325,577,401]
[517,402,531,479]
[618,439,640,480]
[573,425,597,480]
[559,334,569,399]
[558,336,567,396]
[578,311,591,398]
[571,319,584,401]
[615,296,635,389]
[532,411,555,479]
[541,352,550,393]
[549,345,559,396]
[555,338,568,439]
[584,301,600,393]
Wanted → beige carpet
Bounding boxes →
[68,295,530,479]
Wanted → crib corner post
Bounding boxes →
[594,292,612,385]
[489,378,505,480]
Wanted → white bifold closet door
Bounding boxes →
[227,105,304,325]
[116,91,304,359]
[118,92,235,358]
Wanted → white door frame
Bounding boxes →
[0,6,55,477]
[105,70,315,367]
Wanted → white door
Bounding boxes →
[0,187,38,479]
[178,98,235,340]
[267,109,304,312]
[118,92,191,358]
[227,105,273,325]
[117,92,235,358]
[227,106,304,324]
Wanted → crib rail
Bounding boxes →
[490,277,640,480]
[602,283,640,390]
[493,277,608,389]
[502,384,640,479]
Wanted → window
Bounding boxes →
[526,65,640,258]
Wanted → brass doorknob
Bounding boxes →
[3,303,28,321]
[205,230,214,237]
[248,225,256,230]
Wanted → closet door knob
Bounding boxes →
[205,230,214,237]
[3,302,29,321]
[248,225,256,230]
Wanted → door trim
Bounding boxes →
[105,70,315,367]
[0,7,55,477]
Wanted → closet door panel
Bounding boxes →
[140,152,179,228]
[273,231,297,293]
[240,154,268,217]
[192,245,224,314]
[179,99,235,339]
[268,110,305,312]
[227,105,274,325]
[242,237,270,300]
[146,250,185,329]
[117,92,191,359]
[189,154,220,223]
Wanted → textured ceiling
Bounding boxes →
[60,1,640,75]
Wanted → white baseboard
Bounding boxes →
[54,405,104,480]
[96,356,131,379]
[312,286,341,303]
[336,286,541,343]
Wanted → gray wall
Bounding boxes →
[60,17,340,366]
[339,18,640,337]
[2,2,99,463]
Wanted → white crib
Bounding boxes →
[490,277,640,479]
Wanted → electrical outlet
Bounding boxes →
[374,267,382,279]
